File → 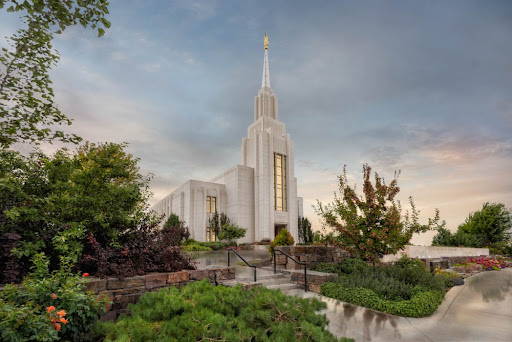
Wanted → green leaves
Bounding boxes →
[1,0,111,147]
[0,143,155,276]
[315,164,442,263]
[99,280,345,341]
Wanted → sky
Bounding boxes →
[1,0,511,245]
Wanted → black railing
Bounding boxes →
[273,248,308,292]
[227,248,257,282]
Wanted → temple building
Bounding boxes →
[153,35,303,243]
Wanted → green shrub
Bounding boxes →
[311,262,342,274]
[339,258,369,274]
[0,270,106,342]
[218,223,246,243]
[271,229,295,251]
[183,239,230,250]
[182,243,212,252]
[97,280,350,341]
[201,241,230,250]
[320,283,444,317]
[318,257,449,316]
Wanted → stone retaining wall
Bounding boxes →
[274,246,351,270]
[382,245,489,262]
[87,267,235,320]
[290,270,337,293]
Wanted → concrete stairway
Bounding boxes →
[220,266,300,292]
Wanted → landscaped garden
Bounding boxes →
[97,280,352,342]
[312,257,456,317]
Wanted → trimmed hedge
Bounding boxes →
[98,280,353,341]
[320,283,444,317]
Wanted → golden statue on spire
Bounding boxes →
[263,33,269,50]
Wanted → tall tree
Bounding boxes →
[298,216,313,244]
[315,164,442,263]
[0,0,110,148]
[432,202,511,252]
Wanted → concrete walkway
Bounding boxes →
[287,268,512,342]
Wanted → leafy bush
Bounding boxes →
[79,226,194,278]
[182,243,212,252]
[201,241,230,250]
[183,239,230,251]
[162,214,190,246]
[0,144,181,282]
[0,270,106,342]
[97,280,350,341]
[271,228,295,250]
[311,262,342,274]
[321,283,444,318]
[318,257,450,316]
[218,223,246,243]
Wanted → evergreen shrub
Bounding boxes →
[98,280,353,341]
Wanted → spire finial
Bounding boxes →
[261,33,271,88]
[263,33,269,50]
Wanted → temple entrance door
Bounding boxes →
[274,224,287,237]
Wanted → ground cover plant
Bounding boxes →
[97,280,352,342]
[315,257,453,317]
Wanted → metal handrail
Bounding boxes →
[273,248,308,292]
[227,248,257,282]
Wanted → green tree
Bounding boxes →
[208,212,230,238]
[0,142,156,274]
[0,0,111,148]
[315,164,442,263]
[298,216,313,244]
[217,224,246,244]
[458,202,511,246]
[432,202,511,253]
[162,214,190,246]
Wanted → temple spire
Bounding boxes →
[261,33,271,89]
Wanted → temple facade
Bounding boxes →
[152,35,303,243]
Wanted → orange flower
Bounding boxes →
[56,310,66,317]
[59,317,69,324]
[53,323,62,331]
[46,306,56,313]
[82,273,90,277]
[50,293,58,300]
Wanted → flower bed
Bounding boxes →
[467,256,510,270]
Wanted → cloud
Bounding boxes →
[3,1,511,246]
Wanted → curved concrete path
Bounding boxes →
[287,268,512,342]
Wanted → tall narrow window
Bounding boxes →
[274,153,287,211]
[206,196,217,241]
[206,196,216,213]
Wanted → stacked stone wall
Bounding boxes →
[274,246,351,270]
[86,267,235,321]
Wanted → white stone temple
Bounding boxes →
[153,34,303,243]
